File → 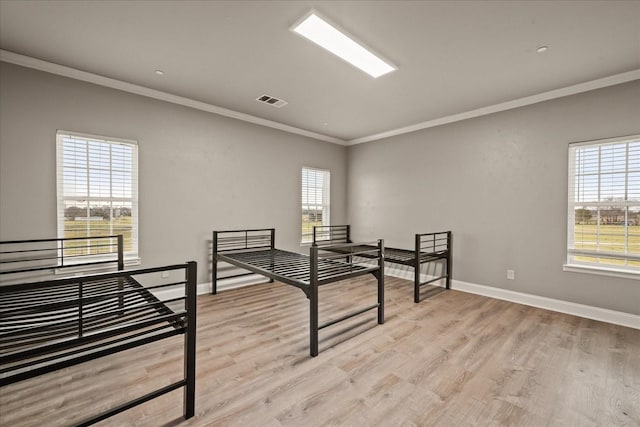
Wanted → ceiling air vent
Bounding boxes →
[256,94,288,108]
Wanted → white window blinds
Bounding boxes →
[567,134,640,274]
[301,167,330,243]
[56,131,138,259]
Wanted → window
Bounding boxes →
[567,134,640,275]
[301,167,330,243]
[56,131,138,261]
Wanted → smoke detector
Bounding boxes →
[256,94,288,108]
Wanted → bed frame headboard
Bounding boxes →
[416,231,451,254]
[312,225,351,247]
[0,235,124,282]
[213,228,275,253]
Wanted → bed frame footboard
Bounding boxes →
[212,228,275,294]
[313,225,452,303]
[309,239,384,357]
[414,231,452,303]
[0,235,125,281]
[0,259,198,424]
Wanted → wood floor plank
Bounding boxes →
[1,276,638,426]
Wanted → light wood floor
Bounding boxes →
[1,276,639,426]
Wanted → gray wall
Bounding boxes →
[0,62,348,284]
[347,80,640,315]
[2,60,638,315]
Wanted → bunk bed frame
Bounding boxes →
[0,236,197,425]
[211,228,384,357]
[313,225,452,303]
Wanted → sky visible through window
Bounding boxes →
[301,168,325,205]
[574,142,640,203]
[62,137,133,199]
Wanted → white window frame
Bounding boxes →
[301,167,330,244]
[565,134,640,279]
[56,130,139,265]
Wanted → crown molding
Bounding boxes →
[347,69,640,145]
[2,50,638,147]
[0,49,347,146]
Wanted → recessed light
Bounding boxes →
[154,70,164,75]
[536,46,549,53]
[291,11,396,78]
[323,122,329,126]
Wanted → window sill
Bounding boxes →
[563,264,640,280]
[124,257,141,267]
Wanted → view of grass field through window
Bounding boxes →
[62,216,133,256]
[573,224,640,267]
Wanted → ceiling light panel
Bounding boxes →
[292,12,396,78]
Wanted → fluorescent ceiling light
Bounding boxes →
[292,12,396,78]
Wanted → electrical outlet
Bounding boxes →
[161,271,169,279]
[507,269,515,280]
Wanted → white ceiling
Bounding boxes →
[1,0,639,144]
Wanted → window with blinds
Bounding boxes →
[301,167,330,244]
[56,131,138,260]
[567,134,640,274]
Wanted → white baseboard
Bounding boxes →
[155,267,639,330]
[382,264,639,330]
[449,278,640,330]
[153,274,269,300]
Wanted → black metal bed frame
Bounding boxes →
[313,225,452,303]
[0,235,125,281]
[0,236,197,425]
[212,228,384,357]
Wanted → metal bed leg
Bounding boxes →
[414,234,420,303]
[346,225,352,264]
[212,231,218,295]
[269,228,275,283]
[117,235,125,310]
[446,231,452,290]
[117,235,124,271]
[310,246,319,357]
[184,261,197,419]
[377,239,385,324]
[212,257,218,295]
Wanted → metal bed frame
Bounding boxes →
[211,228,384,357]
[313,225,452,303]
[0,236,197,425]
